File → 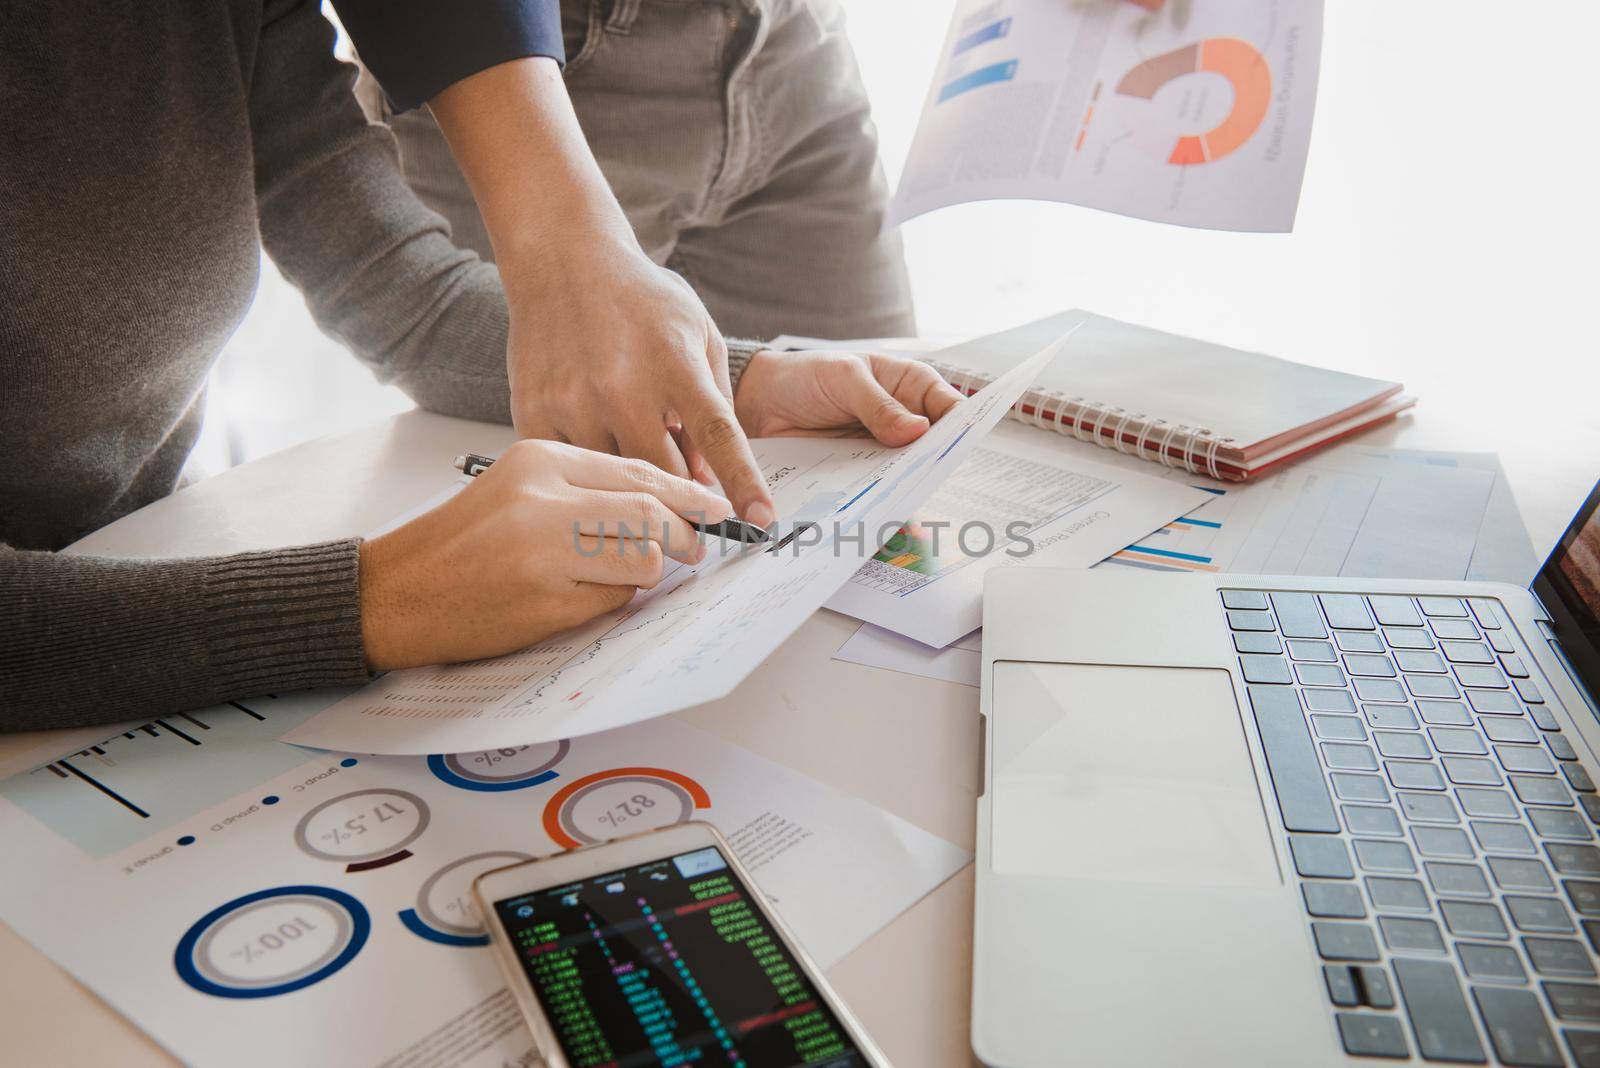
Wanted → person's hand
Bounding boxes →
[732,349,965,445]
[426,59,776,529]
[357,440,732,671]
[503,252,775,529]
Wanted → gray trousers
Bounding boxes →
[365,0,916,341]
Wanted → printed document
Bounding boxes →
[0,700,967,1068]
[837,625,985,688]
[283,334,1070,755]
[824,431,1210,647]
[891,0,1324,232]
[834,435,1536,687]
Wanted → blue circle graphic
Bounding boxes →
[173,885,370,999]
[398,908,489,947]
[426,742,568,793]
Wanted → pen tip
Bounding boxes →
[452,455,467,472]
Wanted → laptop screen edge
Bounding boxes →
[1531,479,1600,712]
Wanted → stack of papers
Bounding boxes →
[835,430,1538,687]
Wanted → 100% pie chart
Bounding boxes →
[175,886,369,998]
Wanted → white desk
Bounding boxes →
[2,395,1596,1065]
[7,0,1600,1057]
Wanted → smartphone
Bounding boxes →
[474,821,888,1068]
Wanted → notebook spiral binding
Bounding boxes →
[926,359,1235,480]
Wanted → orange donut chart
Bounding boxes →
[1115,37,1272,165]
[542,766,712,850]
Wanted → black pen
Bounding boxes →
[453,452,771,544]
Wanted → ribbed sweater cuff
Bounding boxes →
[725,338,766,395]
[202,540,371,698]
[0,539,371,731]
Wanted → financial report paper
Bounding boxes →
[0,707,967,1068]
[834,435,1537,688]
[283,334,1070,755]
[824,430,1210,648]
[891,0,1324,232]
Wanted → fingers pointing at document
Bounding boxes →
[506,266,965,531]
[504,257,779,531]
[357,440,734,673]
[366,347,965,676]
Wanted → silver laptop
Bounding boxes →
[974,479,1600,1067]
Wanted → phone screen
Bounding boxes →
[492,845,868,1068]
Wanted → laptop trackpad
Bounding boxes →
[990,661,1280,887]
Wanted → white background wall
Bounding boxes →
[197,1,1600,546]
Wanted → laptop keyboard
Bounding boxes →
[1223,588,1600,1066]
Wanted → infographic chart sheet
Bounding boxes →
[891,0,1324,231]
[824,433,1209,647]
[0,702,967,1068]
[285,336,1068,755]
[834,430,1535,687]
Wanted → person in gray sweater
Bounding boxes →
[0,0,961,731]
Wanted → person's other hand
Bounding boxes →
[426,58,776,529]
[732,349,965,445]
[357,439,732,671]
[505,253,776,529]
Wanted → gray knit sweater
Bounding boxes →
[0,2,756,731]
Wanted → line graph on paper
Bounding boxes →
[513,591,708,710]
[346,637,599,719]
[344,555,709,721]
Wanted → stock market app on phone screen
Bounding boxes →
[492,846,867,1067]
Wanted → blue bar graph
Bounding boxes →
[938,60,1019,104]
[952,18,1011,56]
[1119,543,1214,564]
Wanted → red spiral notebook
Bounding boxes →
[916,310,1414,482]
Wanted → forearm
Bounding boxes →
[371,43,774,519]
[253,0,517,423]
[426,58,641,300]
[260,134,515,421]
[0,543,369,731]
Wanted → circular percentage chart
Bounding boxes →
[398,851,533,947]
[426,740,570,792]
[174,886,370,999]
[293,788,430,870]
[1114,36,1271,165]
[541,767,711,849]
